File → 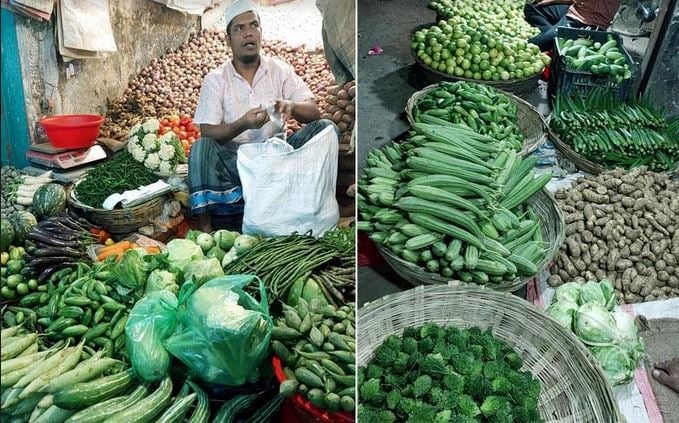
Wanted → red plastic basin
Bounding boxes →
[272,356,355,423]
[39,114,105,149]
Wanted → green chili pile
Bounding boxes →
[74,152,159,208]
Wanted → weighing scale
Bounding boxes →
[24,142,108,183]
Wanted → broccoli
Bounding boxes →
[468,344,484,360]
[456,393,481,417]
[374,336,402,366]
[421,353,448,376]
[451,414,477,423]
[408,350,425,368]
[490,376,513,394]
[360,378,385,404]
[403,326,420,339]
[465,373,491,401]
[513,405,543,422]
[394,351,411,372]
[427,386,444,404]
[406,403,438,423]
[420,322,445,340]
[367,363,385,379]
[450,351,476,375]
[419,336,435,353]
[384,372,408,389]
[505,351,523,370]
[483,360,506,380]
[435,341,460,361]
[413,374,433,398]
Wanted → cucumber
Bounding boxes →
[156,393,197,423]
[64,384,151,423]
[53,369,136,410]
[212,393,258,423]
[186,380,210,423]
[247,393,286,423]
[105,377,172,423]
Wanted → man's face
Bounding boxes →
[227,12,261,63]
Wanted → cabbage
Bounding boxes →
[166,239,203,272]
[222,248,239,267]
[579,280,616,310]
[196,233,215,253]
[111,248,149,293]
[590,345,636,385]
[554,282,582,305]
[146,269,179,295]
[183,258,224,286]
[612,311,645,359]
[574,303,618,347]
[546,300,578,329]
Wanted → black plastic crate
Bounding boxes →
[550,26,634,101]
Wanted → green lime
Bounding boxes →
[515,69,524,79]
[464,70,473,79]
[482,70,492,80]
[462,59,471,70]
[471,64,480,72]
[501,71,510,80]
[456,38,468,49]
[491,72,500,81]
[473,72,482,80]
[472,55,481,64]
[446,65,455,75]
[454,67,465,77]
[480,60,490,70]
[423,56,432,66]
[433,44,443,53]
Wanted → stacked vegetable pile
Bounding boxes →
[322,81,356,145]
[411,81,524,151]
[73,152,159,209]
[1,168,55,217]
[272,299,355,414]
[413,0,549,81]
[1,246,35,303]
[549,167,679,303]
[552,90,679,172]
[158,114,201,157]
[428,0,537,39]
[358,122,552,285]
[546,279,644,386]
[126,118,187,174]
[557,35,632,82]
[358,323,543,422]
[223,229,356,306]
[100,30,334,141]
[0,326,214,423]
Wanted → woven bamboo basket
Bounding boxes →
[357,284,623,422]
[549,126,679,176]
[376,188,565,292]
[406,83,548,156]
[67,181,166,234]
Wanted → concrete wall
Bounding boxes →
[16,0,200,144]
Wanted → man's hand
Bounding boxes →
[241,107,269,130]
[275,99,295,117]
[653,358,679,393]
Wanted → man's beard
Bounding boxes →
[239,51,259,64]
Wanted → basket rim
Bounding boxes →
[405,82,549,156]
[356,284,623,421]
[374,188,565,292]
[68,177,169,212]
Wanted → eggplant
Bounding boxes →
[37,263,75,283]
[33,247,86,258]
[28,256,83,268]
[26,231,83,248]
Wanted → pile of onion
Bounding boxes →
[101,30,335,141]
[322,81,355,144]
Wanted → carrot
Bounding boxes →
[98,240,131,255]
[96,242,131,261]
[146,245,161,254]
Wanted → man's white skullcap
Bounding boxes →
[225,0,259,30]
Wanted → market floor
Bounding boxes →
[356,0,545,306]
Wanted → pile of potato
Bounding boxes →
[549,167,679,303]
[101,30,335,141]
[321,81,356,145]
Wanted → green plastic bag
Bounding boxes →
[164,275,273,386]
[125,290,178,382]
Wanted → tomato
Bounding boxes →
[176,131,186,140]
[158,127,167,135]
[172,127,181,134]
[170,115,180,125]
[160,119,169,127]
[181,139,190,148]
[180,117,190,126]
[187,136,196,144]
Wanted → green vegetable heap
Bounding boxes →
[74,151,159,208]
[552,89,679,172]
[413,0,549,81]
[412,82,524,151]
[557,35,632,83]
[358,323,543,422]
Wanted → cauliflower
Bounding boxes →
[144,152,160,170]
[142,134,159,152]
[132,145,147,163]
[158,143,176,161]
[142,118,160,134]
[160,132,179,145]
[159,160,174,174]
[127,136,139,154]
[129,123,142,138]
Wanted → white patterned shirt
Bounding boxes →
[194,55,314,149]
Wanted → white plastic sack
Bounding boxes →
[237,126,339,237]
